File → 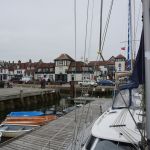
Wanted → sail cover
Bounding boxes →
[130,29,145,87]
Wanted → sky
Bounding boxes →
[0,0,142,63]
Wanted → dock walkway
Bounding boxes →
[0,98,112,150]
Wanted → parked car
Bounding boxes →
[20,77,32,84]
[97,80,115,86]
[78,79,97,87]
[10,77,22,84]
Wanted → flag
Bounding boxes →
[121,47,126,50]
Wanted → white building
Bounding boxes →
[54,53,75,83]
[0,67,9,81]
[115,54,126,72]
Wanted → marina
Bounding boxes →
[0,0,147,149]
[0,98,112,150]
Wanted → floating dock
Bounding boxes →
[0,98,112,150]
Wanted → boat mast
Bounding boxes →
[128,0,133,72]
[143,0,150,148]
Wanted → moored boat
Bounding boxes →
[0,124,38,138]
[7,111,45,117]
[82,87,144,150]
[2,115,57,126]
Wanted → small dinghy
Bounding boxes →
[7,111,45,117]
[0,124,38,138]
[3,115,57,126]
[3,111,57,126]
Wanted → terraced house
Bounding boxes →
[0,53,127,83]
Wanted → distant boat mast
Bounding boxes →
[128,0,133,72]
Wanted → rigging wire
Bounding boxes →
[74,0,77,99]
[93,0,114,78]
[98,0,103,61]
[77,0,115,145]
[70,0,78,149]
[101,0,114,51]
[83,0,90,62]
[71,0,91,149]
[88,0,95,60]
[133,0,136,59]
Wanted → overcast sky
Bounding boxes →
[0,0,142,63]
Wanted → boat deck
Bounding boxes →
[0,98,112,150]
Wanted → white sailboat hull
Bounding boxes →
[92,108,142,144]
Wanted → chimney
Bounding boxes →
[18,60,21,64]
[29,59,32,63]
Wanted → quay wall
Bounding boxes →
[0,88,60,117]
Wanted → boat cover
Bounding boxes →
[7,111,44,117]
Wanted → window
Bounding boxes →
[71,67,76,72]
[82,67,88,71]
[50,68,54,72]
[3,74,7,80]
[65,69,68,73]
[49,75,53,80]
[89,67,93,71]
[38,69,42,72]
[17,70,22,74]
[85,135,96,150]
[43,68,49,72]
[58,61,63,66]
[113,89,130,108]
[118,63,121,71]
[67,61,71,66]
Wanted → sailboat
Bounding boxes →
[82,87,144,149]
[81,1,148,150]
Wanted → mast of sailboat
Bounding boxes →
[128,0,133,72]
[143,0,150,148]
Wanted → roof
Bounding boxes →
[88,61,107,66]
[89,61,114,66]
[108,56,115,62]
[67,61,92,73]
[54,53,75,61]
[115,54,126,59]
[36,63,55,68]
